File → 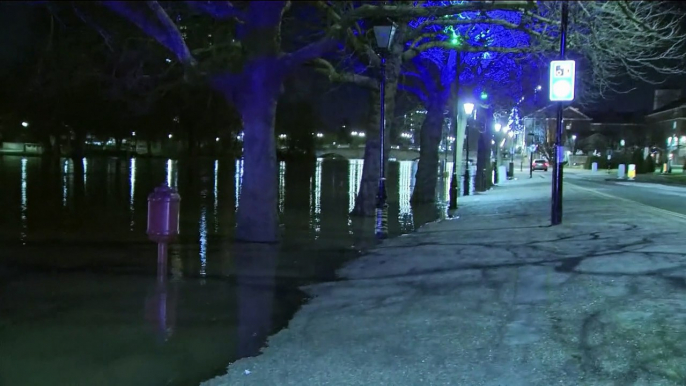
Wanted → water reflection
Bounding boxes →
[235,159,243,209]
[0,155,449,386]
[130,158,136,231]
[234,243,278,358]
[279,161,286,213]
[145,245,179,344]
[213,160,219,233]
[311,159,322,236]
[398,161,413,229]
[2,156,447,245]
[62,159,69,207]
[20,158,27,244]
[348,159,363,214]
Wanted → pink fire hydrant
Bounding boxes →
[147,184,181,282]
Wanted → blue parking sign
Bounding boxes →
[549,60,575,102]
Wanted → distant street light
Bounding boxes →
[372,23,397,239]
[572,134,577,140]
[21,121,29,128]
[216,137,220,142]
[620,139,625,147]
[316,133,324,138]
[168,134,173,139]
[132,131,136,137]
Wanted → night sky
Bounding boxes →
[0,2,41,74]
[0,2,681,130]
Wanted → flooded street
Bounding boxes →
[0,156,448,385]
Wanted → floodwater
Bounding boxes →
[0,156,450,386]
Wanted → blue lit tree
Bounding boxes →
[401,1,544,203]
[312,1,535,215]
[57,1,343,243]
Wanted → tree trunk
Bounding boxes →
[232,62,281,243]
[452,94,468,195]
[351,88,381,216]
[411,101,444,203]
[146,140,153,157]
[351,43,403,216]
[476,129,492,192]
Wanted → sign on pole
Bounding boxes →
[549,60,576,102]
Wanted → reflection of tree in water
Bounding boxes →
[410,204,441,231]
[282,160,314,240]
[235,243,279,358]
[320,160,350,239]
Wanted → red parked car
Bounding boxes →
[532,159,549,171]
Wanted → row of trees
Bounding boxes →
[7,1,686,242]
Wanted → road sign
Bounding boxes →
[549,60,576,102]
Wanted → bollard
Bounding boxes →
[628,164,636,180]
[498,165,507,183]
[617,164,626,180]
[375,204,388,239]
[591,162,598,172]
[147,184,181,281]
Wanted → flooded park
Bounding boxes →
[0,155,449,385]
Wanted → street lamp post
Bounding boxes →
[551,1,570,226]
[373,24,396,239]
[463,102,475,196]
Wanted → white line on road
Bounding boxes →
[568,182,686,224]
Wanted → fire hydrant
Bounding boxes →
[147,184,181,281]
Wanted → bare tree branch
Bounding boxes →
[101,1,196,67]
[309,58,378,89]
[279,36,338,71]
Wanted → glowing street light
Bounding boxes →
[168,134,173,139]
[21,121,29,128]
[463,102,475,116]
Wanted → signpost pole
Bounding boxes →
[550,2,572,226]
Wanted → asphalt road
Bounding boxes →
[563,171,686,219]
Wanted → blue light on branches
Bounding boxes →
[407,0,542,103]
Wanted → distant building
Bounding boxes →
[522,105,592,147]
[645,89,686,163]
[653,89,682,111]
[588,111,647,148]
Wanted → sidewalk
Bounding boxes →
[202,179,686,386]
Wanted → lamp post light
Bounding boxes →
[463,102,475,196]
[372,24,396,239]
